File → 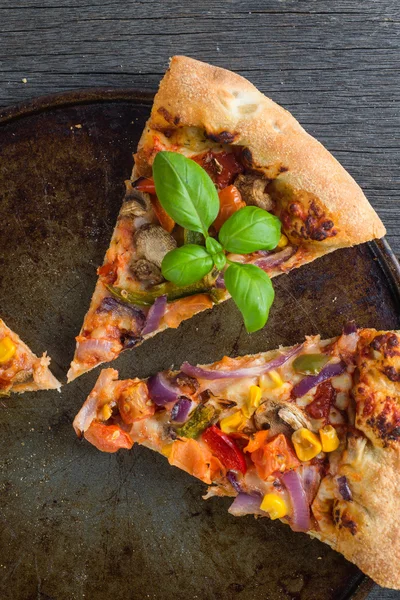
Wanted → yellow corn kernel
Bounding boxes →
[249,385,262,408]
[0,337,16,364]
[101,404,112,421]
[292,428,322,462]
[260,493,288,520]
[161,443,174,458]
[220,411,247,433]
[319,425,340,453]
[260,370,284,390]
[277,234,289,249]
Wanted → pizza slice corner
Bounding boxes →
[0,318,61,394]
[73,324,400,589]
[67,56,385,382]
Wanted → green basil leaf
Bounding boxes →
[153,151,219,235]
[224,263,274,333]
[205,237,223,255]
[219,206,281,254]
[213,252,226,270]
[161,244,214,287]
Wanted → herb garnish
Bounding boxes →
[152,151,281,332]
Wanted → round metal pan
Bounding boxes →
[0,91,399,600]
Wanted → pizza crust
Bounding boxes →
[135,56,385,249]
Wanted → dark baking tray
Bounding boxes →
[0,90,399,600]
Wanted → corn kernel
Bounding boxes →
[161,443,174,458]
[101,404,112,421]
[292,428,322,462]
[260,370,284,390]
[0,337,16,364]
[260,493,288,520]
[277,234,289,249]
[249,385,262,408]
[319,425,340,453]
[220,411,247,433]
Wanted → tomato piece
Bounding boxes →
[202,425,247,474]
[306,380,336,422]
[213,185,246,231]
[134,177,156,194]
[248,433,300,480]
[84,422,133,453]
[118,381,155,424]
[163,294,213,329]
[98,260,118,285]
[192,151,243,189]
[168,438,226,485]
[244,430,269,453]
[151,195,175,233]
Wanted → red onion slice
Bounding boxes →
[254,246,297,271]
[147,372,179,406]
[337,476,352,501]
[181,345,302,380]
[291,360,347,398]
[171,397,192,422]
[227,471,243,493]
[142,295,167,336]
[75,338,116,363]
[228,493,265,517]
[281,469,310,532]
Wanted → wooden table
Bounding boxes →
[1,1,399,599]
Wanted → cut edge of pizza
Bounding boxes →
[0,318,61,394]
[67,56,385,382]
[73,325,400,590]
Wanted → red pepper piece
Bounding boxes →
[202,425,247,474]
[134,177,156,194]
[306,380,336,422]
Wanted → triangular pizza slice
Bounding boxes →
[0,318,60,394]
[67,56,385,381]
[73,325,400,589]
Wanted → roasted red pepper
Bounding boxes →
[202,425,247,474]
[192,151,243,189]
[214,185,246,231]
[134,177,156,194]
[84,422,133,453]
[306,380,336,421]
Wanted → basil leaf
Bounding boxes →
[214,252,226,270]
[224,263,274,333]
[153,152,219,235]
[219,206,281,254]
[161,245,214,287]
[205,237,223,255]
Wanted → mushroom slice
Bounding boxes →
[234,173,274,212]
[134,224,177,268]
[130,258,164,285]
[254,399,314,435]
[120,183,152,218]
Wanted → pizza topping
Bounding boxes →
[134,224,177,268]
[120,187,152,218]
[291,360,346,398]
[319,425,340,453]
[213,185,246,232]
[202,425,247,474]
[130,259,164,286]
[234,173,274,212]
[292,428,322,462]
[170,397,192,423]
[175,404,217,439]
[133,177,156,195]
[220,410,248,434]
[260,493,288,520]
[337,475,353,502]
[118,381,155,424]
[0,337,16,364]
[370,332,400,358]
[293,353,330,376]
[173,372,199,396]
[192,150,243,189]
[228,492,265,517]
[147,371,179,405]
[246,432,300,479]
[84,422,133,453]
[251,245,298,273]
[253,399,312,435]
[142,295,167,335]
[280,469,310,531]
[306,381,337,421]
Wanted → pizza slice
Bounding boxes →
[73,325,400,589]
[0,318,61,394]
[67,56,385,381]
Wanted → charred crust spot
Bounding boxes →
[333,508,341,525]
[241,147,253,166]
[366,399,400,445]
[173,372,199,395]
[157,106,175,124]
[278,165,289,173]
[207,130,238,144]
[340,512,358,536]
[322,220,334,231]
[173,115,181,126]
[370,333,400,357]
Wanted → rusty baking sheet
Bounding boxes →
[0,90,399,600]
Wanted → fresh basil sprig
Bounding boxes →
[152,151,282,333]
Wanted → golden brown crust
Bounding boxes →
[136,55,385,248]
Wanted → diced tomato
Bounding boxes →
[98,260,118,285]
[118,381,155,424]
[134,177,156,194]
[202,425,247,474]
[84,422,133,453]
[213,185,246,231]
[244,430,269,453]
[306,381,336,422]
[168,438,225,484]
[247,433,300,480]
[151,195,175,233]
[163,294,213,329]
[192,151,243,189]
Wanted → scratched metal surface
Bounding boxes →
[0,92,399,600]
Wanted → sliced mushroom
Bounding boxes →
[254,399,314,435]
[130,258,164,285]
[120,183,152,218]
[234,173,274,211]
[134,224,177,268]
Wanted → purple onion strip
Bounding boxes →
[147,372,179,406]
[227,471,242,494]
[281,469,310,532]
[291,360,347,398]
[254,246,297,272]
[228,493,265,517]
[171,397,192,423]
[337,476,353,502]
[142,295,167,336]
